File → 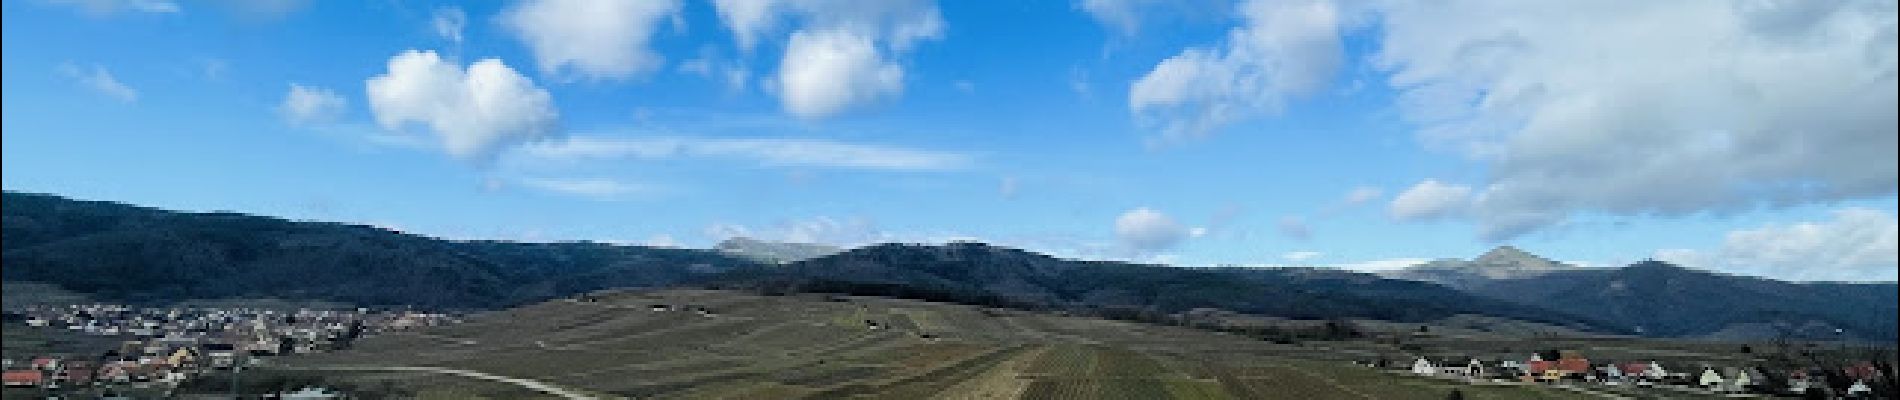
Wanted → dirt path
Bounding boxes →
[284,365,600,400]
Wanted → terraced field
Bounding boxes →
[285,289,1602,399]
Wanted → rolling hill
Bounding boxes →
[1,191,761,308]
[1382,247,1899,341]
[710,242,1621,332]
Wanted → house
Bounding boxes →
[60,368,93,386]
[3,370,44,387]
[650,304,672,312]
[30,357,59,371]
[1598,363,1624,383]
[1724,367,1752,392]
[1698,368,1725,390]
[1526,360,1556,382]
[204,343,238,368]
[1846,362,1885,382]
[1847,380,1872,397]
[1788,370,1820,394]
[1439,361,1469,377]
[279,386,343,399]
[1464,359,1485,379]
[1411,358,1438,375]
[1555,351,1590,377]
[1643,361,1669,382]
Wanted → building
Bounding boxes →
[3,370,45,387]
[1411,358,1438,375]
[1698,368,1725,389]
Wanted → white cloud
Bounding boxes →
[999,176,1020,199]
[1077,0,1158,36]
[644,234,681,248]
[364,50,559,161]
[518,136,972,171]
[516,177,653,200]
[1115,207,1190,251]
[1329,258,1431,273]
[1656,208,1898,282]
[277,83,346,126]
[57,63,137,103]
[501,0,681,81]
[1282,251,1322,262]
[704,216,886,246]
[1367,1,1899,240]
[1076,0,1226,37]
[1128,0,1343,142]
[45,0,178,16]
[431,6,466,45]
[777,28,904,119]
[711,0,780,52]
[1389,179,1472,221]
[709,0,944,119]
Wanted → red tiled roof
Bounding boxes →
[1529,360,1556,374]
[1558,358,1591,373]
[1620,362,1648,375]
[3,370,44,384]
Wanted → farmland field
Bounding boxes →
[278,289,1669,399]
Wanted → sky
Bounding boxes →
[3,0,1896,282]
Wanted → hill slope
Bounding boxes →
[1381,246,1898,341]
[711,242,1622,331]
[1,191,762,308]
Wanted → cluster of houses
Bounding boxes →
[1395,351,1885,397]
[2,303,458,392]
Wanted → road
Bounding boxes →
[281,365,597,400]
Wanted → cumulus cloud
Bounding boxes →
[1655,208,1898,282]
[1128,0,1343,141]
[1389,179,1472,221]
[501,0,681,81]
[431,6,466,45]
[364,50,559,161]
[778,29,904,119]
[1370,1,1899,240]
[58,63,137,102]
[709,0,944,119]
[1115,207,1191,251]
[518,136,972,171]
[277,83,346,126]
[45,0,178,16]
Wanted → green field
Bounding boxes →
[274,289,1757,399]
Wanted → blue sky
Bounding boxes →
[4,0,1896,281]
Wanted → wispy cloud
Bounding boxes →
[519,136,975,171]
[514,177,657,200]
[58,63,137,102]
[46,0,180,16]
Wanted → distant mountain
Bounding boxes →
[714,237,841,264]
[1382,246,1898,341]
[1379,245,1583,291]
[1,191,763,308]
[709,242,1622,332]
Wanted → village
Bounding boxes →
[1,303,458,396]
[1390,349,1889,398]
